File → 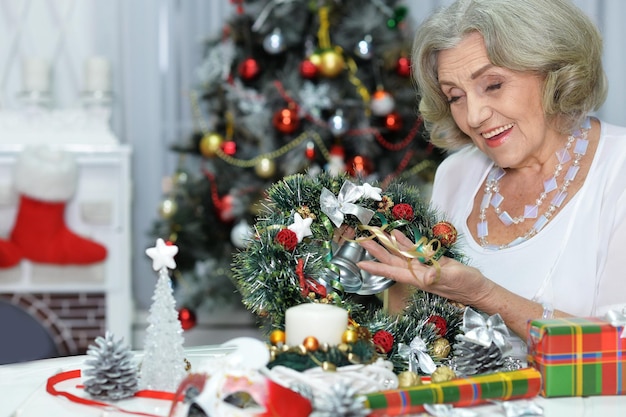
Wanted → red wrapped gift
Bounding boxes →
[527,316,626,397]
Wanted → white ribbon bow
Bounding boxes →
[397,335,437,375]
[319,181,375,227]
[605,309,626,338]
[462,307,511,352]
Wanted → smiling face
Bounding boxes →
[437,32,562,170]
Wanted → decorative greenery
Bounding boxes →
[232,172,468,372]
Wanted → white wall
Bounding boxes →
[0,0,624,312]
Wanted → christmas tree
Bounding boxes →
[140,239,187,392]
[152,0,443,316]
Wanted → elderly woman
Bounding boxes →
[357,0,626,342]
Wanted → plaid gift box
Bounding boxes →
[527,317,626,397]
[364,368,541,416]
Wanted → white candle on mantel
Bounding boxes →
[84,56,111,92]
[22,58,51,92]
[285,303,348,346]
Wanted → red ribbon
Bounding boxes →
[296,258,327,298]
[46,369,180,417]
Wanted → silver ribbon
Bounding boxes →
[397,335,437,375]
[319,181,375,227]
[605,309,626,338]
[489,400,544,417]
[424,404,477,417]
[462,307,510,351]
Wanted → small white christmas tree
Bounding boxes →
[140,238,187,391]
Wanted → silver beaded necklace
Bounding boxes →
[477,117,591,250]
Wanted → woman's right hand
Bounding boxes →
[356,229,495,308]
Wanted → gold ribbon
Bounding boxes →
[357,224,444,285]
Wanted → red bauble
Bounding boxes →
[238,57,260,81]
[222,140,237,156]
[426,315,448,337]
[276,228,298,251]
[432,221,458,246]
[300,59,318,79]
[273,107,300,134]
[396,56,411,77]
[178,307,197,331]
[372,330,394,354]
[392,203,414,220]
[384,111,403,132]
[305,141,316,160]
[218,194,235,223]
[346,155,374,177]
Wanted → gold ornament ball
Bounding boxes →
[398,371,422,388]
[254,157,276,178]
[431,337,451,359]
[199,133,224,157]
[318,50,345,77]
[342,329,358,344]
[431,365,456,383]
[308,53,321,67]
[174,171,188,185]
[303,336,320,351]
[158,198,177,219]
[269,329,286,345]
[322,361,336,372]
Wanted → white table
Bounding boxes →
[1,347,626,417]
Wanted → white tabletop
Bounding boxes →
[1,346,625,417]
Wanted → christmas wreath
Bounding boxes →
[232,172,471,373]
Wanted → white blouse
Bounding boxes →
[430,120,626,317]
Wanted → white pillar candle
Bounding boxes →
[285,303,348,346]
[84,56,111,92]
[22,58,51,92]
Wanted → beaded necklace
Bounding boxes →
[477,117,591,250]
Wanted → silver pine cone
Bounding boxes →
[83,331,139,401]
[450,334,505,377]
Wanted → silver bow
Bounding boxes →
[462,307,511,352]
[397,335,437,375]
[605,309,626,338]
[319,181,375,227]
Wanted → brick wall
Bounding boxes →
[0,292,106,357]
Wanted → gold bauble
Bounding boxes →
[254,157,276,178]
[431,338,451,359]
[342,329,358,344]
[269,329,286,345]
[308,53,321,67]
[322,361,337,372]
[173,171,188,185]
[398,371,422,388]
[199,132,224,157]
[158,198,177,219]
[303,336,320,351]
[318,50,345,77]
[431,365,456,383]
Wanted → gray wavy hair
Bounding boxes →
[412,0,608,150]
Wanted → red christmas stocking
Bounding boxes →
[0,239,21,267]
[9,146,107,265]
